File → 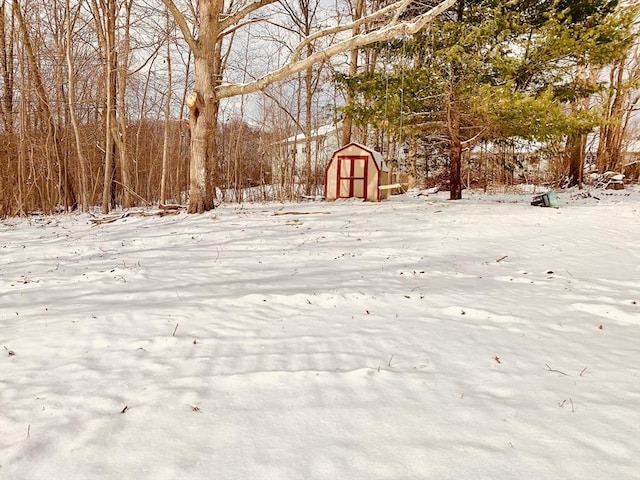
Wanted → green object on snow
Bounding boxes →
[543,190,558,207]
[531,190,559,208]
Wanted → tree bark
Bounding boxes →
[64,0,89,211]
[303,64,313,195]
[13,0,76,211]
[114,0,133,208]
[449,138,463,200]
[90,0,118,213]
[597,57,628,173]
[0,0,15,133]
[447,87,463,200]
[181,0,228,213]
[565,132,585,188]
[407,137,418,188]
[186,91,212,213]
[341,0,365,146]
[160,8,173,205]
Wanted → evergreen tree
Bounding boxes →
[337,0,635,197]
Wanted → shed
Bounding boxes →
[324,143,390,201]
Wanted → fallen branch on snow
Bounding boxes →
[545,363,569,376]
[273,211,331,216]
[90,209,183,225]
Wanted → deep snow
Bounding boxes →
[1,188,639,479]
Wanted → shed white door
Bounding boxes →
[337,156,368,198]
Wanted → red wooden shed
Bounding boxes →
[324,143,390,202]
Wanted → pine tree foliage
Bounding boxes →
[337,0,637,197]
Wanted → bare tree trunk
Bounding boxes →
[13,0,75,212]
[181,0,228,213]
[160,0,455,212]
[160,9,173,205]
[17,85,27,214]
[303,64,313,195]
[65,0,89,212]
[449,138,463,200]
[176,48,192,203]
[447,89,462,200]
[99,0,116,214]
[565,65,597,188]
[407,136,418,188]
[292,72,302,199]
[565,132,586,188]
[341,0,364,146]
[0,0,15,133]
[114,0,133,208]
[597,47,639,173]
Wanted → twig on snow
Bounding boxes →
[172,323,179,336]
[558,398,575,412]
[545,363,569,376]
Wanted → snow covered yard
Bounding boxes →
[1,189,639,480]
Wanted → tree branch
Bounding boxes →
[219,0,279,32]
[158,0,198,53]
[461,127,490,149]
[216,0,456,99]
[391,0,414,24]
[290,0,423,63]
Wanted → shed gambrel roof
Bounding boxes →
[333,142,388,172]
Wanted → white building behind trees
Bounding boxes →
[271,122,343,194]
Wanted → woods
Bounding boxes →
[0,0,638,216]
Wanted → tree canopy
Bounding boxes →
[338,0,637,197]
